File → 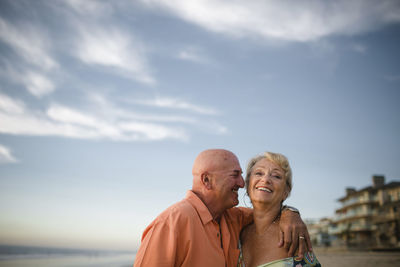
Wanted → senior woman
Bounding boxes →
[238,152,321,267]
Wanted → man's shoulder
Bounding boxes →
[224,206,253,225]
[155,197,198,223]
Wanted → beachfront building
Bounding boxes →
[306,217,337,247]
[333,175,400,249]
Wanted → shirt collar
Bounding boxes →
[185,190,214,225]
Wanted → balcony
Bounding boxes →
[334,210,377,223]
[337,198,379,212]
[350,223,376,232]
[373,213,400,223]
[332,223,377,234]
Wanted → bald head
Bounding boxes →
[192,149,238,175]
[192,149,240,189]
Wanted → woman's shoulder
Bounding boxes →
[239,222,254,245]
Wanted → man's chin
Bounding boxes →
[232,198,239,207]
[226,201,239,210]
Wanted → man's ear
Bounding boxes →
[201,172,212,190]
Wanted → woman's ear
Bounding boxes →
[283,189,289,201]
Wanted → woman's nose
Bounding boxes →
[261,174,272,183]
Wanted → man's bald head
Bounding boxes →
[192,149,238,176]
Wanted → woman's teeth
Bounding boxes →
[256,187,272,193]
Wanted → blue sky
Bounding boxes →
[0,0,399,251]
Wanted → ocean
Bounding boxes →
[0,245,135,267]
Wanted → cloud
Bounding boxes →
[0,17,57,97]
[90,93,197,124]
[0,93,25,114]
[0,18,57,70]
[62,0,114,16]
[0,65,55,98]
[178,47,210,64]
[133,96,219,115]
[47,104,100,127]
[0,1,228,142]
[0,1,155,97]
[0,91,228,142]
[140,0,400,42]
[73,24,155,85]
[0,144,18,164]
[87,93,226,138]
[0,93,189,141]
[119,122,187,141]
[0,95,96,138]
[23,71,55,97]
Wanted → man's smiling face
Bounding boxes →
[210,154,244,211]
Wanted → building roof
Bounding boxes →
[338,181,400,201]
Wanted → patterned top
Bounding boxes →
[237,247,321,267]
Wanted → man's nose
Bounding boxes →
[238,175,245,188]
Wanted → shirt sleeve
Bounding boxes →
[134,219,178,267]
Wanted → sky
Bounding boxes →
[0,0,400,251]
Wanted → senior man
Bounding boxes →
[134,149,311,267]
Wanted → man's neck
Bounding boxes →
[192,190,224,222]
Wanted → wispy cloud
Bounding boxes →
[0,17,57,97]
[0,1,228,143]
[0,93,25,114]
[133,96,219,115]
[0,65,55,98]
[0,144,18,164]
[0,0,156,100]
[119,122,187,141]
[62,0,115,16]
[0,90,228,142]
[89,92,227,137]
[89,93,197,124]
[178,46,210,64]
[140,0,400,42]
[0,93,189,141]
[23,71,55,97]
[73,24,155,85]
[0,18,57,70]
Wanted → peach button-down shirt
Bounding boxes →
[134,190,252,267]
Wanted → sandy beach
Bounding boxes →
[314,248,400,267]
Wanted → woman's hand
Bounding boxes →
[278,209,312,259]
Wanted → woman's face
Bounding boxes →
[248,158,288,206]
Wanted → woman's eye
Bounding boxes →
[255,172,263,176]
[274,175,281,179]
